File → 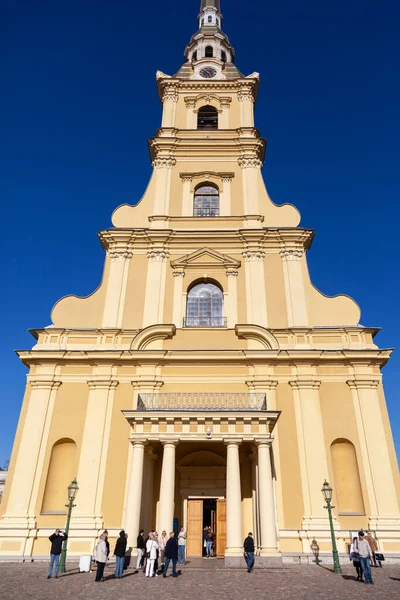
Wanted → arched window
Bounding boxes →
[331,439,365,514]
[185,282,224,327]
[192,50,197,62]
[221,50,227,62]
[208,16,212,23]
[197,105,218,129]
[42,439,76,513]
[205,45,213,57]
[216,18,220,27]
[193,184,219,217]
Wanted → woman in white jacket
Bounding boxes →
[145,533,159,578]
[95,534,108,582]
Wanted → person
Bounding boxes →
[145,533,159,577]
[206,528,214,558]
[365,531,382,568]
[355,531,374,584]
[203,526,209,557]
[350,535,363,582]
[47,528,68,579]
[163,531,179,578]
[136,529,145,571]
[243,532,255,573]
[178,526,187,565]
[113,530,127,578]
[103,530,110,560]
[95,533,108,582]
[159,530,168,568]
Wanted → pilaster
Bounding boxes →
[142,249,169,328]
[243,249,268,327]
[280,249,308,327]
[102,248,132,328]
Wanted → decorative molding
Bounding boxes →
[131,324,176,351]
[87,380,119,390]
[242,250,265,261]
[347,379,381,390]
[108,250,133,262]
[289,380,321,390]
[226,269,238,277]
[152,157,176,168]
[280,249,303,261]
[171,247,241,271]
[238,89,254,102]
[179,171,234,182]
[29,380,62,390]
[148,250,169,262]
[172,269,185,278]
[235,325,280,350]
[162,89,179,103]
[246,380,278,390]
[238,156,263,169]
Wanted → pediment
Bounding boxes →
[170,247,241,270]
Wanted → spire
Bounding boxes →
[198,0,222,29]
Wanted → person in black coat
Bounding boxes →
[163,532,179,578]
[114,530,127,578]
[243,532,255,573]
[47,529,68,579]
[136,529,146,571]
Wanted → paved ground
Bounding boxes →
[0,560,399,599]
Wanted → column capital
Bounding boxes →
[238,156,263,169]
[152,156,176,169]
[347,379,381,390]
[254,437,274,448]
[289,380,321,390]
[87,380,119,390]
[160,439,179,447]
[129,440,148,449]
[246,380,278,390]
[280,249,304,261]
[224,438,243,447]
[242,249,265,261]
[147,249,169,262]
[29,380,62,390]
[172,269,185,277]
[226,268,239,277]
[108,250,133,262]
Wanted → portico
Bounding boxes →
[122,397,281,565]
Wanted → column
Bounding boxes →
[243,250,268,327]
[280,249,308,327]
[348,380,400,525]
[239,157,261,214]
[219,101,231,128]
[157,441,177,534]
[289,380,332,530]
[102,250,132,328]
[172,270,185,327]
[180,175,192,215]
[142,249,169,327]
[249,451,260,552]
[161,88,178,128]
[238,87,254,127]
[220,176,232,216]
[141,447,158,535]
[2,381,61,529]
[73,381,118,529]
[225,440,243,556]
[152,157,176,215]
[185,100,196,129]
[226,269,238,327]
[256,440,279,555]
[124,441,146,541]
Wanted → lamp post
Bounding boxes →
[59,478,79,574]
[321,480,342,574]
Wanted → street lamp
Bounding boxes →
[321,480,342,574]
[59,478,79,573]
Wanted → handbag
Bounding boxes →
[375,552,385,561]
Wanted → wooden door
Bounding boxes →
[187,500,203,557]
[216,499,226,558]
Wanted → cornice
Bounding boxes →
[156,76,259,101]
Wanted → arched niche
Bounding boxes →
[331,438,365,514]
[41,439,77,513]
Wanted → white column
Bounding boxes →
[280,250,308,327]
[102,251,132,328]
[290,380,331,530]
[243,251,268,327]
[225,440,243,556]
[2,381,61,529]
[348,380,400,524]
[181,176,192,215]
[172,270,185,327]
[157,441,177,534]
[152,157,176,215]
[161,89,178,128]
[250,451,260,552]
[220,176,232,216]
[73,381,118,529]
[239,157,261,214]
[226,270,238,328]
[142,250,169,328]
[238,88,254,127]
[124,441,146,541]
[256,440,279,555]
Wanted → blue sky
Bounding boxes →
[1,0,399,466]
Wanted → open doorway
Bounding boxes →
[202,499,216,556]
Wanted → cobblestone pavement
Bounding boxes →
[0,561,399,600]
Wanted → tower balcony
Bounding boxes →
[136,392,267,412]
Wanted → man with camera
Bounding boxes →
[47,529,68,579]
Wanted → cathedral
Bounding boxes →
[1,1,399,565]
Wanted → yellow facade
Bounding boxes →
[1,1,400,564]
